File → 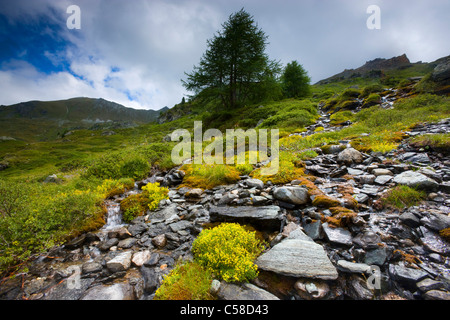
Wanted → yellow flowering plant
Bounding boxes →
[191,223,264,282]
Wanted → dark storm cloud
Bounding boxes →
[0,0,449,109]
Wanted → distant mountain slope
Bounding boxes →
[0,97,168,141]
[0,97,167,123]
[316,54,435,84]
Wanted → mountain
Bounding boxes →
[0,97,168,141]
[316,54,431,84]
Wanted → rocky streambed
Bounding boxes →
[1,117,449,300]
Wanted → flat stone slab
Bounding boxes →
[217,282,280,300]
[209,205,282,230]
[255,239,338,280]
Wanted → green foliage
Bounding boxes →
[360,84,384,98]
[84,152,150,180]
[182,9,280,109]
[281,60,311,98]
[381,185,426,210]
[192,223,264,282]
[409,133,450,155]
[120,182,168,222]
[330,110,355,125]
[180,164,241,190]
[154,261,214,300]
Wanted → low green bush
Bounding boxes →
[191,223,264,282]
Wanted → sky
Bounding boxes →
[0,0,449,110]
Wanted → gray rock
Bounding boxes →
[140,266,159,293]
[218,282,280,300]
[399,212,421,228]
[416,278,444,292]
[322,223,353,246]
[273,186,309,205]
[358,175,376,184]
[150,204,179,223]
[345,275,374,300]
[353,193,369,204]
[256,239,338,280]
[364,247,388,266]
[42,278,95,300]
[169,220,193,233]
[118,237,137,249]
[132,250,152,267]
[152,234,167,249]
[388,263,428,286]
[209,205,282,230]
[393,170,438,191]
[106,251,133,273]
[82,262,103,274]
[245,178,264,189]
[303,220,323,240]
[374,175,393,185]
[352,231,381,249]
[337,148,363,165]
[372,168,393,176]
[97,238,119,251]
[294,279,330,299]
[423,290,450,300]
[337,260,371,274]
[128,223,148,237]
[80,282,135,300]
[347,168,365,176]
[420,211,450,232]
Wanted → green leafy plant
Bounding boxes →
[191,223,264,282]
[154,261,214,300]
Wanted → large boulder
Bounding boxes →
[393,170,439,192]
[272,186,309,205]
[255,239,339,280]
[209,205,282,231]
[106,251,133,273]
[217,282,280,300]
[337,148,363,165]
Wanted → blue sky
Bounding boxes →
[0,0,449,110]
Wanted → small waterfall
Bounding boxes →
[102,200,125,231]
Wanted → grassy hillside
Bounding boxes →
[0,98,167,141]
[0,57,449,274]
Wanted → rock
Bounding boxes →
[128,223,148,237]
[209,205,282,231]
[353,193,369,204]
[372,168,393,176]
[352,231,381,249]
[347,168,365,176]
[186,188,203,198]
[337,260,371,274]
[245,178,264,189]
[42,277,95,300]
[432,57,450,82]
[420,211,450,232]
[118,238,137,249]
[423,290,450,300]
[364,248,387,266]
[388,263,428,287]
[80,282,135,300]
[169,220,193,233]
[322,223,353,246]
[97,238,119,251]
[358,175,376,184]
[416,278,444,292]
[255,239,338,280]
[302,220,323,240]
[64,234,86,249]
[273,186,309,205]
[344,275,374,300]
[132,250,152,267]
[152,234,167,249]
[294,279,330,300]
[217,282,280,300]
[82,262,103,274]
[374,175,393,185]
[150,204,178,223]
[44,174,61,183]
[399,212,421,228]
[337,148,363,165]
[393,170,438,192]
[209,279,221,296]
[106,251,133,273]
[140,266,159,293]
